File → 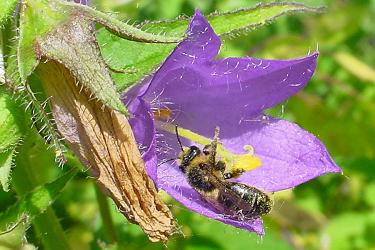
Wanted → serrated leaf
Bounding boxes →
[0,168,77,234]
[17,0,71,82]
[0,88,24,190]
[0,149,15,192]
[3,35,20,88]
[208,3,323,37]
[17,0,180,114]
[97,2,322,92]
[17,0,181,81]
[0,0,18,26]
[151,3,322,36]
[1,31,5,85]
[17,0,126,113]
[62,1,180,43]
[0,214,28,249]
[36,16,127,114]
[97,32,175,91]
[0,87,24,152]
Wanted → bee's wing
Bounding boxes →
[210,176,242,199]
[209,175,272,218]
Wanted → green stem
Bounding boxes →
[0,31,4,84]
[12,132,72,250]
[95,184,118,244]
[1,18,11,85]
[63,1,182,43]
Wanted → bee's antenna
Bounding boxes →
[157,158,176,166]
[175,124,184,151]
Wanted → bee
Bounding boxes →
[176,126,272,220]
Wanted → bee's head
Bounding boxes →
[178,145,201,173]
[175,124,201,172]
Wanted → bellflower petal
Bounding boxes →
[141,10,318,138]
[127,97,157,182]
[123,9,342,234]
[223,117,342,192]
[154,115,341,233]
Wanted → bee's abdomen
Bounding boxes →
[187,166,216,192]
[218,182,272,218]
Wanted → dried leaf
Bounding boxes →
[37,60,176,242]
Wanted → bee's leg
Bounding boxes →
[223,168,246,180]
[214,160,226,173]
[207,127,220,166]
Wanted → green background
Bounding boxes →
[1,0,375,249]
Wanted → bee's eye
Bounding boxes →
[189,146,201,155]
[190,146,200,151]
[203,145,211,155]
[189,146,201,156]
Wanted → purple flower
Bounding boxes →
[122,10,342,235]
[74,0,88,5]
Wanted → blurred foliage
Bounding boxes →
[1,0,375,249]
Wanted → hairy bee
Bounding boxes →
[176,126,272,220]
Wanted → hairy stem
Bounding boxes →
[63,1,182,43]
[12,132,71,250]
[95,184,118,244]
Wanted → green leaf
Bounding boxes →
[0,40,4,85]
[10,130,72,250]
[142,3,323,37]
[4,40,67,163]
[0,0,18,26]
[0,214,29,249]
[35,18,128,114]
[0,149,15,192]
[17,0,71,82]
[0,168,78,235]
[0,88,25,152]
[17,0,180,85]
[0,88,25,191]
[62,1,181,43]
[97,32,176,91]
[18,0,126,114]
[97,2,323,92]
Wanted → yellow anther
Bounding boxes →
[228,145,261,172]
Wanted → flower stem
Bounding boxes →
[94,184,118,244]
[12,133,72,250]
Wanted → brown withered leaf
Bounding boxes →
[34,16,176,242]
[37,60,176,242]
